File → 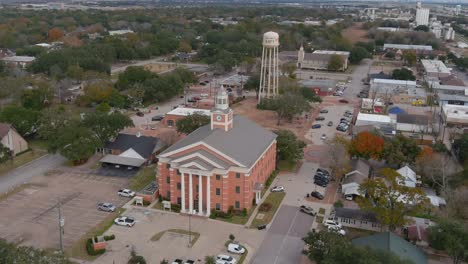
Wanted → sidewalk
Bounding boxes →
[245,188,272,228]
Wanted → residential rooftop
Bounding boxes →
[1,56,35,62]
[372,78,417,86]
[421,59,451,75]
[166,107,211,117]
[383,44,433,51]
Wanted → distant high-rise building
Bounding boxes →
[258,31,279,103]
[455,5,461,16]
[415,2,430,26]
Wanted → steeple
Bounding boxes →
[211,86,234,131]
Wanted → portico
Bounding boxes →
[179,169,212,217]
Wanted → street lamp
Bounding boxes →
[188,213,192,248]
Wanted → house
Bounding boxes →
[220,74,249,93]
[100,133,165,168]
[0,123,28,156]
[109,29,134,36]
[1,56,35,69]
[162,107,211,127]
[352,232,428,264]
[298,46,350,71]
[404,216,434,247]
[396,114,431,133]
[0,48,14,59]
[355,113,394,127]
[424,188,446,207]
[333,207,382,231]
[396,165,422,188]
[157,87,277,215]
[341,159,370,200]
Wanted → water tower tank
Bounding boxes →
[263,31,279,47]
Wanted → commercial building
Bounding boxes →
[220,74,249,91]
[157,88,277,215]
[109,29,134,36]
[421,60,451,78]
[355,112,394,127]
[298,79,336,96]
[415,2,430,26]
[1,56,35,69]
[298,47,350,71]
[162,107,211,127]
[430,81,468,96]
[396,114,431,133]
[370,79,417,95]
[392,87,427,106]
[441,104,468,128]
[383,44,433,55]
[437,93,468,106]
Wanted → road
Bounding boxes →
[252,205,314,264]
[0,154,66,194]
[343,58,372,97]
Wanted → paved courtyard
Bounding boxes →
[93,208,265,264]
[0,171,129,249]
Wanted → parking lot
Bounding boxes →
[0,171,129,249]
[94,208,265,264]
[93,166,139,177]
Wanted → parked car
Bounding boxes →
[97,202,116,212]
[315,116,325,121]
[152,115,165,121]
[339,99,349,103]
[316,168,330,175]
[314,174,329,182]
[328,225,346,236]
[187,98,196,103]
[319,109,328,113]
[136,111,144,117]
[216,254,236,264]
[312,124,321,129]
[327,121,333,126]
[193,96,201,101]
[184,260,195,264]
[320,134,327,140]
[324,219,342,229]
[300,205,317,216]
[228,243,246,254]
[257,224,267,230]
[114,216,135,227]
[314,179,328,187]
[310,191,324,200]
[118,189,136,197]
[171,259,183,264]
[271,186,285,192]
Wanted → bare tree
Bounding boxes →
[327,136,351,181]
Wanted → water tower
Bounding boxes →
[258,31,279,103]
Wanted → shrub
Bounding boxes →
[158,195,163,203]
[432,141,448,153]
[209,211,217,219]
[333,200,344,208]
[227,206,234,215]
[128,249,146,264]
[85,238,106,256]
[242,208,248,216]
[259,203,272,212]
[171,203,181,213]
[265,170,279,188]
[229,234,235,241]
[104,234,115,241]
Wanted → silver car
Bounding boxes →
[97,202,116,212]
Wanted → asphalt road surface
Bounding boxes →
[0,154,66,194]
[252,205,315,264]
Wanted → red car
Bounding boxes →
[339,99,349,103]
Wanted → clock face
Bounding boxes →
[216,115,222,121]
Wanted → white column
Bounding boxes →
[206,175,211,217]
[181,173,185,213]
[198,175,203,215]
[189,173,193,214]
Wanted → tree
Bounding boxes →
[115,66,156,91]
[453,134,468,163]
[382,135,421,166]
[350,46,371,64]
[402,50,417,66]
[21,86,53,111]
[357,168,428,231]
[328,136,351,180]
[37,108,75,140]
[302,231,412,264]
[96,102,111,113]
[176,113,210,134]
[427,219,468,264]
[0,143,12,163]
[328,54,345,71]
[300,87,322,103]
[281,62,297,77]
[48,27,65,42]
[0,238,70,264]
[0,106,40,136]
[273,92,311,125]
[414,25,430,32]
[275,129,306,163]
[84,81,114,103]
[392,68,416,81]
[82,112,133,145]
[204,256,216,264]
[48,124,100,164]
[349,131,385,160]
[244,73,260,99]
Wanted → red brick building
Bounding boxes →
[161,107,210,127]
[157,88,277,216]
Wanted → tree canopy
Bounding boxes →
[357,168,428,231]
[176,113,210,134]
[82,112,133,145]
[392,68,416,81]
[427,218,468,264]
[0,106,40,136]
[0,238,70,264]
[349,131,385,160]
[274,129,306,163]
[328,54,345,71]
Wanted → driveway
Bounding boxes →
[0,154,66,194]
[92,166,139,178]
[252,205,314,264]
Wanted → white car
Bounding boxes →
[114,216,135,227]
[118,189,135,197]
[228,243,245,254]
[323,219,342,229]
[328,225,346,236]
[216,254,236,264]
[270,186,285,192]
[320,134,327,140]
[171,259,183,264]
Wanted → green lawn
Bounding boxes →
[345,227,377,240]
[214,206,256,225]
[129,165,156,191]
[0,149,47,177]
[277,160,297,172]
[316,215,324,224]
[66,208,126,261]
[250,192,285,227]
[151,229,200,246]
[318,208,326,215]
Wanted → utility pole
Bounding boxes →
[58,200,65,253]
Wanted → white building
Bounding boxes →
[377,27,400,32]
[396,114,431,133]
[1,56,35,69]
[421,60,451,78]
[455,5,461,16]
[441,104,468,128]
[298,48,350,71]
[397,166,421,188]
[370,79,417,95]
[355,113,394,127]
[109,30,134,36]
[415,2,430,26]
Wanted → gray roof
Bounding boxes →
[352,159,370,176]
[100,155,146,167]
[335,208,378,222]
[303,52,347,62]
[352,232,428,264]
[343,159,370,184]
[174,149,231,169]
[397,114,429,125]
[438,93,468,102]
[105,134,161,158]
[160,115,277,168]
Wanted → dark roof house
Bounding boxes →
[352,232,428,264]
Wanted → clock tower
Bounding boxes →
[211,86,233,131]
